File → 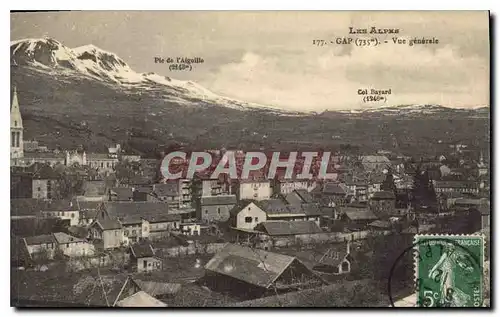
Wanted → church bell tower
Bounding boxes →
[11,86,24,159]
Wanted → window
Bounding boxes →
[124,230,129,237]
[66,243,69,248]
[148,262,152,267]
[341,261,349,272]
[143,260,147,268]
[217,208,221,215]
[71,213,75,218]
[245,217,252,223]
[132,230,136,235]
[11,132,15,147]
[255,217,258,222]
[205,210,208,214]
[14,120,17,127]
[38,187,41,192]
[101,162,104,168]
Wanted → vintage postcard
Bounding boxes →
[10,11,490,308]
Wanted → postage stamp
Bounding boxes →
[414,235,484,307]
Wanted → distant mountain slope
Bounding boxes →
[10,37,490,156]
[11,38,298,114]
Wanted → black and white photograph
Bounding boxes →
[9,10,491,308]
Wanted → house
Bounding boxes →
[453,198,488,212]
[345,182,368,202]
[52,232,95,257]
[115,291,167,307]
[339,206,378,230]
[23,234,57,260]
[311,182,348,207]
[31,165,61,199]
[109,187,134,201]
[433,180,479,195]
[259,199,321,226]
[80,180,108,201]
[75,199,101,225]
[272,179,314,195]
[367,220,392,231]
[88,211,124,250]
[203,243,325,299]
[255,221,323,237]
[129,242,163,273]
[98,201,169,242]
[151,182,182,207]
[40,198,80,226]
[196,176,229,196]
[199,195,237,223]
[312,242,352,275]
[179,223,201,236]
[360,155,390,172]
[229,200,267,230]
[234,179,272,201]
[368,191,396,219]
[121,217,150,245]
[146,214,182,241]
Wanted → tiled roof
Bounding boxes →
[323,183,346,195]
[145,213,181,223]
[283,192,303,205]
[258,199,289,214]
[315,248,348,267]
[41,198,79,211]
[53,232,85,244]
[116,291,167,307]
[371,191,396,200]
[87,153,116,160]
[130,243,155,258]
[258,221,322,236]
[434,180,477,189]
[83,181,107,197]
[200,195,237,206]
[110,187,134,201]
[24,234,56,246]
[294,189,315,203]
[152,182,179,197]
[205,243,296,288]
[368,220,392,229]
[75,200,101,211]
[340,207,377,221]
[103,201,168,220]
[134,280,181,297]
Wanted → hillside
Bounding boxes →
[10,38,490,157]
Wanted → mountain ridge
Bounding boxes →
[11,37,488,116]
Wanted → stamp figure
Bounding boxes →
[415,235,484,307]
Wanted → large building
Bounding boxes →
[10,87,131,171]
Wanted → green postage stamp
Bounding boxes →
[414,235,484,307]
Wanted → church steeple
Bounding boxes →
[11,86,24,159]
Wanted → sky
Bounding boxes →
[11,11,490,112]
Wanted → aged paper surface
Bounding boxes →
[10,11,490,307]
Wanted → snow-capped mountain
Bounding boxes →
[10,37,488,118]
[333,104,489,117]
[10,38,294,114]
